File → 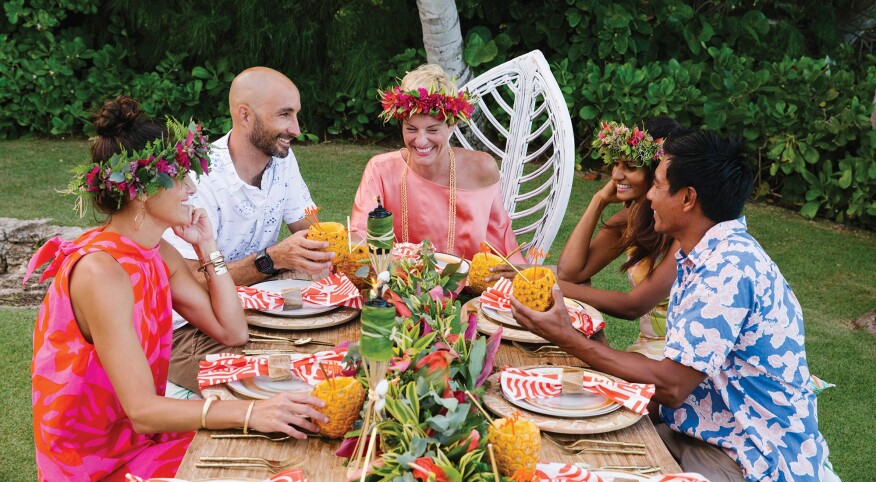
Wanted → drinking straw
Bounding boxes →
[484,240,529,282]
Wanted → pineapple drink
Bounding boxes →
[312,376,367,438]
[468,249,504,295]
[335,244,371,290]
[512,266,557,311]
[307,222,349,259]
[360,298,395,362]
[487,414,541,476]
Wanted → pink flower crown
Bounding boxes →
[68,119,210,212]
[592,120,664,168]
[378,86,475,125]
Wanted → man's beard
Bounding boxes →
[249,114,290,158]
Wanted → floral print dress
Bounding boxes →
[28,228,193,481]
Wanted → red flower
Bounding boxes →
[461,428,480,452]
[411,457,449,482]
[385,289,412,318]
[628,127,644,146]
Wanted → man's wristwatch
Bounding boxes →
[254,248,278,276]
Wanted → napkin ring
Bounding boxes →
[201,395,218,429]
[243,400,256,434]
[268,354,293,381]
[198,251,228,278]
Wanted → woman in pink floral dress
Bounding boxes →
[27,96,328,481]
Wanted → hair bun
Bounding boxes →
[94,95,143,137]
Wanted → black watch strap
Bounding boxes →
[255,248,278,276]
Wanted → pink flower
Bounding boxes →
[461,429,480,452]
[628,127,644,146]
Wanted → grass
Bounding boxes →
[2,138,875,480]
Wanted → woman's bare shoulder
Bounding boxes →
[458,148,500,186]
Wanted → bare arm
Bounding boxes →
[164,208,248,346]
[558,240,679,320]
[511,286,705,407]
[557,180,627,283]
[180,218,333,288]
[69,251,329,437]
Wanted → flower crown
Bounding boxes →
[378,86,475,125]
[68,119,210,213]
[591,120,664,168]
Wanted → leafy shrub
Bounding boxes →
[0,0,873,227]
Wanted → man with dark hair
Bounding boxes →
[513,129,835,481]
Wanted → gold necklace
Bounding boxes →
[401,147,457,253]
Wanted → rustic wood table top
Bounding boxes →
[175,270,681,481]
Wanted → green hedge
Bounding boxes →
[1,0,874,227]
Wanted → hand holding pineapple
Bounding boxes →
[243,392,329,439]
[512,249,556,312]
[311,375,367,438]
[510,282,581,345]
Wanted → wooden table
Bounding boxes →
[176,270,680,480]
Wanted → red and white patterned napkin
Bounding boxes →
[568,304,605,338]
[480,277,513,311]
[196,348,347,389]
[500,366,656,415]
[125,468,309,482]
[391,242,422,258]
[531,464,708,482]
[237,273,363,312]
[301,273,363,309]
[237,285,284,311]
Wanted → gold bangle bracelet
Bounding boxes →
[243,400,256,434]
[201,396,218,429]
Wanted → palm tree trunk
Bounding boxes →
[416,0,472,87]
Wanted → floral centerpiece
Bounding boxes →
[338,240,504,481]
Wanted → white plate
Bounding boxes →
[480,297,589,329]
[435,252,470,274]
[249,279,340,318]
[502,367,621,418]
[480,304,518,327]
[227,375,313,400]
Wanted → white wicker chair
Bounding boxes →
[453,50,575,263]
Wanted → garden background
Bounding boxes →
[1,0,875,480]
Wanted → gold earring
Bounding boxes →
[133,200,146,231]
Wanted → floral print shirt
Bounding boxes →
[660,217,829,481]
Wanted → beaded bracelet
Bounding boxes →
[243,400,256,434]
[201,395,218,429]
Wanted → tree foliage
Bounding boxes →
[1,0,874,227]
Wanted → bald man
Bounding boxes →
[162,67,333,395]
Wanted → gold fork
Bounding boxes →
[511,341,573,357]
[544,432,646,450]
[248,332,334,346]
[199,455,301,470]
[211,433,292,442]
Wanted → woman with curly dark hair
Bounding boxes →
[557,116,680,359]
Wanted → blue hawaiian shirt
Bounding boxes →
[660,217,829,482]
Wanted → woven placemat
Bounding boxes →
[246,306,359,331]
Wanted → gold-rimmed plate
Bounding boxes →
[501,367,621,418]
[227,376,313,400]
[249,280,341,318]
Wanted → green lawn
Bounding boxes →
[1,139,874,481]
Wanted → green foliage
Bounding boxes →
[0,0,874,227]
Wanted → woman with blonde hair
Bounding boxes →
[27,96,327,481]
[351,64,524,263]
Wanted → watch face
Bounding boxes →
[255,252,275,273]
